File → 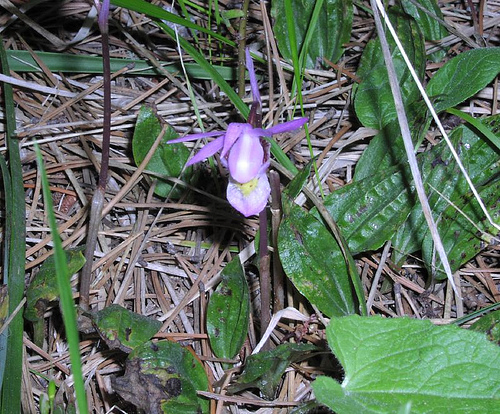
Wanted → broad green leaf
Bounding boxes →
[271,0,353,68]
[470,310,500,344]
[324,114,500,261]
[354,102,430,181]
[278,203,358,317]
[427,48,500,113]
[206,256,249,360]
[313,315,500,413]
[132,106,194,199]
[422,180,500,279]
[354,7,425,129]
[227,343,317,399]
[90,304,161,352]
[401,0,449,61]
[113,340,209,414]
[392,115,500,265]
[321,166,413,254]
[24,247,86,323]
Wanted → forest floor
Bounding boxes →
[1,0,500,413]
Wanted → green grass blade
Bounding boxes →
[159,20,248,117]
[34,144,89,414]
[447,108,500,151]
[111,0,235,47]
[0,37,26,413]
[0,155,11,396]
[297,0,324,80]
[284,0,323,195]
[6,50,237,79]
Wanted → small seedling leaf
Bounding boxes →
[227,343,316,400]
[90,304,161,352]
[24,247,85,323]
[112,340,209,414]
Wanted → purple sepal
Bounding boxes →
[246,48,261,107]
[185,136,224,167]
[261,117,308,136]
[169,130,225,144]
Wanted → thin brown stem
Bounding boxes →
[237,0,251,98]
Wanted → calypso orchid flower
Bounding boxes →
[169,49,307,217]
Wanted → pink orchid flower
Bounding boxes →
[169,49,307,217]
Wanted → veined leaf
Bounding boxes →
[323,115,500,268]
[427,48,500,113]
[271,0,353,68]
[227,343,316,400]
[422,180,500,279]
[401,0,449,61]
[392,115,500,265]
[206,256,249,360]
[354,7,425,129]
[278,203,358,317]
[313,315,500,413]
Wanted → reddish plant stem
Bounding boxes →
[270,170,285,312]
[258,209,271,349]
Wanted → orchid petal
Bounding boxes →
[227,174,270,217]
[185,135,224,167]
[221,123,247,158]
[168,130,225,144]
[228,128,264,183]
[260,117,308,136]
[245,48,261,106]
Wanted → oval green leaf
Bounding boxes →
[278,203,358,317]
[206,256,250,360]
[90,304,161,352]
[427,48,500,113]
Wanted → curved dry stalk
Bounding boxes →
[371,0,460,297]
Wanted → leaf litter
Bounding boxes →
[0,0,500,412]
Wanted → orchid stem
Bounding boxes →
[270,170,285,312]
[258,208,271,350]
